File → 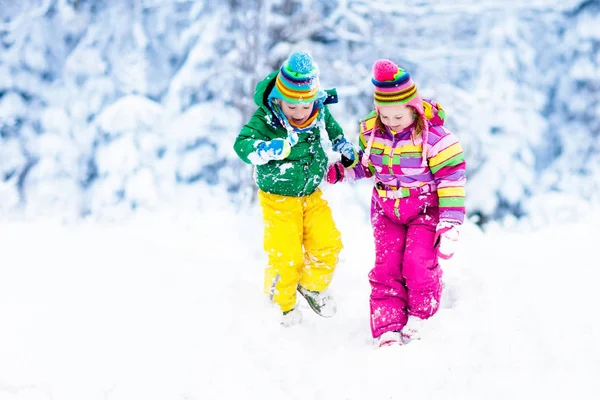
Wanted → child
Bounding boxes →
[327,59,466,347]
[233,51,358,327]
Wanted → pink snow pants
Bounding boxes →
[369,188,443,338]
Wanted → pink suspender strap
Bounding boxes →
[361,126,377,168]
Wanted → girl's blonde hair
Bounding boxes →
[375,106,423,138]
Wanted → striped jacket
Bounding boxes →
[350,109,466,224]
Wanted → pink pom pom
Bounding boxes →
[372,59,399,82]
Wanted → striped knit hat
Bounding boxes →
[269,51,321,104]
[372,59,424,116]
[366,59,429,167]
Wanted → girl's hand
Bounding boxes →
[326,162,345,184]
[434,220,460,260]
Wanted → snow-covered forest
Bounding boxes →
[1,0,599,225]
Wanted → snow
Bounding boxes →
[576,11,600,40]
[0,138,27,177]
[0,92,27,122]
[1,187,599,400]
[96,95,165,136]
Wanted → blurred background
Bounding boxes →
[0,0,598,227]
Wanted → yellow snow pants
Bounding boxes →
[258,188,342,313]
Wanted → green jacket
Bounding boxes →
[234,71,345,197]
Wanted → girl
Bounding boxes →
[327,59,466,347]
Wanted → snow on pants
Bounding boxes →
[369,188,443,338]
[258,188,342,313]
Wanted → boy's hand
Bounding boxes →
[257,139,292,161]
[333,138,358,168]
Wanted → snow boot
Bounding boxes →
[281,307,303,327]
[376,331,403,348]
[297,285,337,318]
[401,315,425,343]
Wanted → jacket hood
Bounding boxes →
[253,71,279,111]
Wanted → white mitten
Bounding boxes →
[434,220,460,260]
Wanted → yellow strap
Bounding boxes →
[394,198,401,218]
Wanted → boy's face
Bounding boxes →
[378,104,414,132]
[280,101,315,125]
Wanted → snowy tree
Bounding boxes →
[539,0,600,210]
[0,0,598,226]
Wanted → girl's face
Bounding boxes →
[378,104,415,132]
[279,100,315,125]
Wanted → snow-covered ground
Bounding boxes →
[1,186,599,400]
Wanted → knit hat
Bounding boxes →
[364,59,429,167]
[372,59,424,115]
[269,51,321,104]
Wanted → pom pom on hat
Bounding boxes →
[371,59,421,110]
[372,59,402,82]
[287,52,314,75]
[269,51,321,104]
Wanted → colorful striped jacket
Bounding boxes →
[349,106,466,224]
